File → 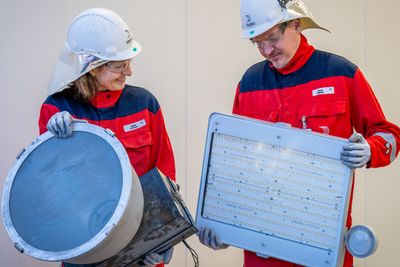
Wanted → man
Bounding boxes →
[198,0,400,266]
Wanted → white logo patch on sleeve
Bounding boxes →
[124,119,146,132]
[312,87,335,96]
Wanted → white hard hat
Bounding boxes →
[240,0,329,39]
[47,8,142,95]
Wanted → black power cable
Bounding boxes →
[183,240,199,267]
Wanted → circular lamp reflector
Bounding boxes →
[2,123,143,264]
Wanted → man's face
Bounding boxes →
[251,20,302,69]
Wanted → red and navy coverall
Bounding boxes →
[233,35,400,267]
[39,85,175,267]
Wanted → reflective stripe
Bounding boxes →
[373,132,397,162]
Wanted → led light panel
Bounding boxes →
[196,113,353,267]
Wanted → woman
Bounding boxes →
[39,8,175,267]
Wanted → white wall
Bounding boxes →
[0,0,399,266]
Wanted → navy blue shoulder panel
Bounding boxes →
[239,60,272,92]
[43,85,160,121]
[44,91,98,119]
[239,50,358,93]
[118,85,160,115]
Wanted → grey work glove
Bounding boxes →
[141,247,174,266]
[46,111,74,138]
[341,132,371,169]
[198,227,228,250]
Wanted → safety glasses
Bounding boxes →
[105,59,133,74]
[251,22,288,49]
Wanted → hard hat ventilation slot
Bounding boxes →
[278,0,291,9]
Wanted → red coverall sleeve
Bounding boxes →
[349,69,400,168]
[38,103,61,135]
[149,108,176,181]
[232,83,242,115]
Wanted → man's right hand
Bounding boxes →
[198,227,229,250]
[46,111,74,138]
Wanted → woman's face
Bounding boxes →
[92,59,133,91]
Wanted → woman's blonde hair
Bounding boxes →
[67,72,98,102]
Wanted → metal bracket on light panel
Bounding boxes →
[196,113,356,267]
[345,225,378,258]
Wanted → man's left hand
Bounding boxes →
[341,132,371,169]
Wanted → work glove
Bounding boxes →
[47,111,74,138]
[198,227,228,250]
[341,132,371,169]
[141,247,174,266]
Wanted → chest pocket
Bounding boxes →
[236,90,281,122]
[297,99,349,136]
[118,130,153,176]
[242,110,279,122]
[263,110,279,122]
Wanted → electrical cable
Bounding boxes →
[183,240,199,267]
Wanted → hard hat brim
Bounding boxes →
[242,16,330,39]
[241,0,330,39]
[47,40,141,95]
